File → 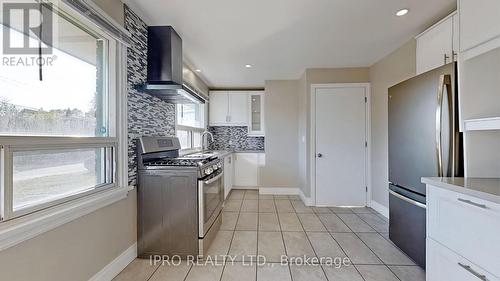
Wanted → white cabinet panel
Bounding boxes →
[209,91,249,126]
[427,238,499,281]
[416,15,454,74]
[224,154,233,199]
[459,0,500,53]
[228,93,249,125]
[427,185,500,277]
[233,153,260,187]
[452,14,459,57]
[209,92,229,125]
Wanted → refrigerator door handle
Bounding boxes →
[435,74,452,177]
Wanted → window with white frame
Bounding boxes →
[176,103,206,150]
[0,1,126,220]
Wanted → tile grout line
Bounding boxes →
[144,263,161,281]
[275,197,295,281]
[352,211,419,269]
[218,190,244,281]
[314,209,367,281]
[337,211,403,281]
[255,190,259,281]
[180,263,194,281]
[294,207,333,281]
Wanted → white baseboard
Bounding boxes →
[259,187,299,195]
[298,188,314,206]
[370,200,389,219]
[89,242,137,281]
[232,186,259,190]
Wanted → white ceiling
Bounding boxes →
[124,0,456,88]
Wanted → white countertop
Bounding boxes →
[422,177,500,204]
[212,150,265,158]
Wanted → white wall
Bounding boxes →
[261,80,300,187]
[0,193,137,281]
[368,39,416,208]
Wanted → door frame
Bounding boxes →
[310,83,372,207]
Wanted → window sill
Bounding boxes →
[179,148,204,155]
[0,186,131,252]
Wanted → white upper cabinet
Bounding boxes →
[209,91,248,126]
[459,0,500,59]
[209,91,266,132]
[248,91,265,136]
[228,93,249,125]
[209,91,229,125]
[416,12,458,75]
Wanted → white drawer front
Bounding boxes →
[427,238,499,281]
[427,185,500,278]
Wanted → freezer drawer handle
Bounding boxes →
[389,190,426,209]
[457,262,487,281]
[458,198,488,209]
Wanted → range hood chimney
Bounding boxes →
[139,26,207,104]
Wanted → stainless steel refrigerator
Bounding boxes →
[388,62,463,269]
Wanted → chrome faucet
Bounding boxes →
[201,130,214,151]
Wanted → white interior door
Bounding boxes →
[315,86,367,206]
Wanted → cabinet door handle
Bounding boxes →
[444,53,450,64]
[457,263,488,281]
[458,198,488,209]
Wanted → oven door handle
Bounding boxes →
[204,172,223,185]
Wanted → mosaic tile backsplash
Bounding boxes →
[125,5,176,187]
[209,126,265,151]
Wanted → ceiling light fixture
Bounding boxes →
[245,64,252,68]
[195,69,201,73]
[396,9,409,16]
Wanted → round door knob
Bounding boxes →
[317,153,323,158]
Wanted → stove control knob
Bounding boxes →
[213,165,218,170]
[218,162,223,168]
[205,168,213,175]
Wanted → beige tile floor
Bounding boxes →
[114,189,425,281]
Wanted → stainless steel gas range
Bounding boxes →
[136,136,224,258]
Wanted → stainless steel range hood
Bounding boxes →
[139,26,208,104]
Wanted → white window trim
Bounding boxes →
[176,103,207,152]
[0,2,130,252]
[176,125,206,153]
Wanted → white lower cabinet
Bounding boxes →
[233,153,264,187]
[427,184,500,280]
[427,238,499,281]
[223,154,233,199]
